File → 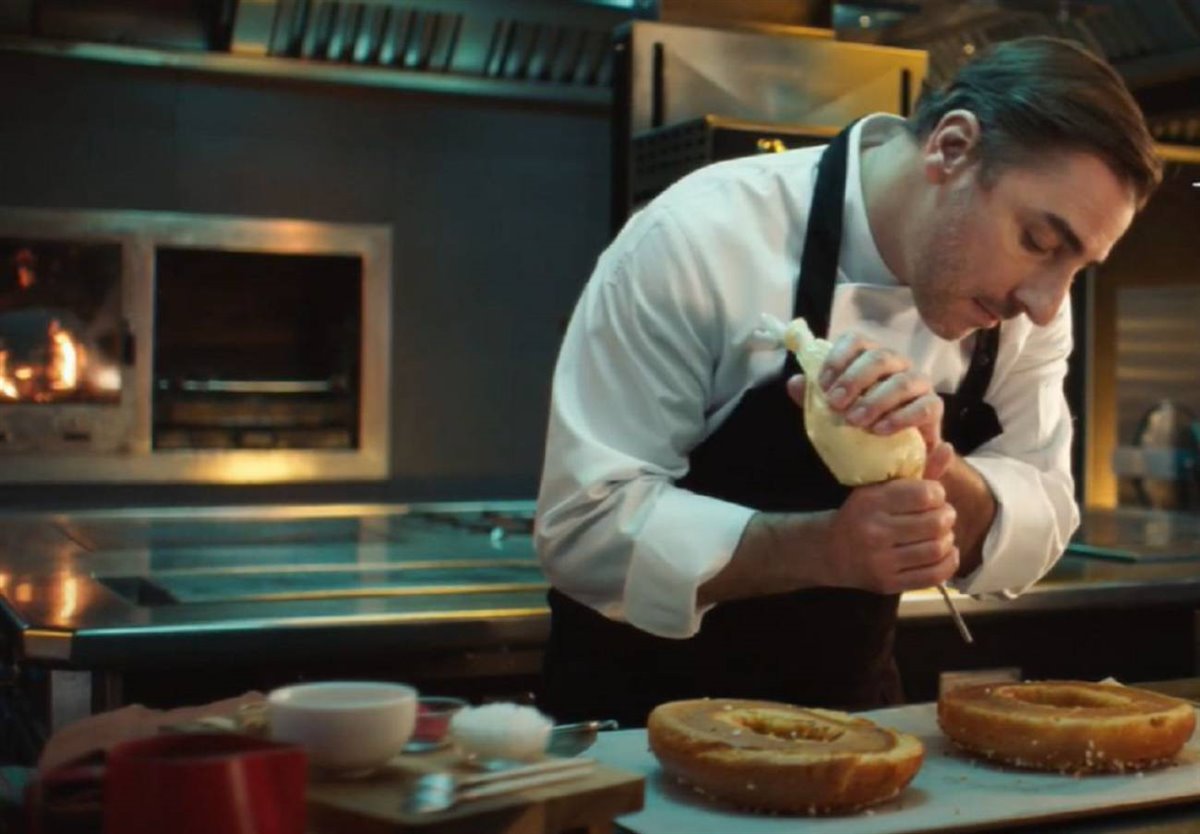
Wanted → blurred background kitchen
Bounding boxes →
[0,0,1198,769]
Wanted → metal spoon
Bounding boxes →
[403,757,596,814]
[545,719,618,757]
[463,719,619,772]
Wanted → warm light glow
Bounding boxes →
[91,364,122,392]
[218,456,313,483]
[57,576,79,621]
[15,582,33,604]
[0,572,9,592]
[0,352,16,400]
[48,321,80,391]
[13,366,32,381]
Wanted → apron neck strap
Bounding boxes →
[793,123,855,340]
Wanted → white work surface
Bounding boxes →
[589,703,1200,834]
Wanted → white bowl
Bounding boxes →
[267,681,417,773]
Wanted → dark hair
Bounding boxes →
[907,37,1161,207]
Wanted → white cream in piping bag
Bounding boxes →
[756,314,925,486]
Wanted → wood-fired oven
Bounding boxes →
[0,208,391,483]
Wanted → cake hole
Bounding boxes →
[735,713,845,742]
[1004,686,1128,708]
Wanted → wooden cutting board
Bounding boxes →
[307,748,644,834]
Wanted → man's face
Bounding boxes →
[908,149,1137,341]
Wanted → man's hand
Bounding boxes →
[786,332,943,448]
[698,479,958,606]
[820,478,959,593]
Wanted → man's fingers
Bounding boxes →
[891,545,960,590]
[923,441,955,480]
[866,389,943,436]
[873,477,946,513]
[824,348,910,411]
[890,504,957,545]
[786,374,806,408]
[819,333,881,391]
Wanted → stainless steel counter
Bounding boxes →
[0,502,554,731]
[3,502,1200,729]
[4,502,1200,665]
[0,502,550,669]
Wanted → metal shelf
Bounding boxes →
[0,35,612,107]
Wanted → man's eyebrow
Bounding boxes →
[1043,212,1082,254]
[1043,211,1104,267]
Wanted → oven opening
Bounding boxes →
[152,248,363,451]
[0,240,125,405]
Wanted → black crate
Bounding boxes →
[629,115,837,211]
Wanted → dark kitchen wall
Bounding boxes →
[0,52,610,505]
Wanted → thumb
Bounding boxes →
[923,441,955,481]
[785,374,806,408]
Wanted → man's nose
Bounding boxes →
[1014,269,1073,327]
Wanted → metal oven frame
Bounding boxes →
[0,207,392,483]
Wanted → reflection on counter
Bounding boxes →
[1067,506,1200,562]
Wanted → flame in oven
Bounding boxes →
[0,318,99,402]
[0,351,16,400]
[48,320,81,392]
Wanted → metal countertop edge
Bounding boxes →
[26,578,1200,664]
[23,606,552,664]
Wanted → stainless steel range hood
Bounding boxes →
[232,0,643,86]
[0,0,654,106]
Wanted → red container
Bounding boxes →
[106,734,307,834]
[30,733,308,834]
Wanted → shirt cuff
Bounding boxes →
[950,455,1076,598]
[622,488,756,639]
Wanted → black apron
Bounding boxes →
[541,125,1003,727]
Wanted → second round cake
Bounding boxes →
[938,680,1195,773]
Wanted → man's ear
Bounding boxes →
[921,110,982,184]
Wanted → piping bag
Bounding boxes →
[755,314,974,644]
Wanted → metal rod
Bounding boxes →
[937,582,974,644]
[177,379,335,394]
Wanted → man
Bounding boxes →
[535,37,1161,726]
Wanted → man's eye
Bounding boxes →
[1021,230,1050,255]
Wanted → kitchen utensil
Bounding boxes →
[307,744,643,832]
[546,719,619,757]
[937,583,974,644]
[403,756,596,815]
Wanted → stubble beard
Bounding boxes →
[913,193,974,342]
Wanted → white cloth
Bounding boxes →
[535,115,1079,639]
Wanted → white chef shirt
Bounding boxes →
[535,115,1079,639]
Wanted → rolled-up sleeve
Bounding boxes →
[535,208,755,638]
[952,303,1080,597]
